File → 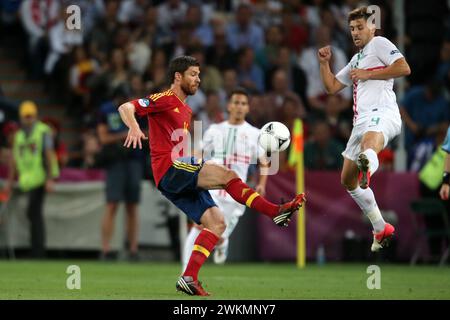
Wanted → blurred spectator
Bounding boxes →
[96,87,143,261]
[400,80,450,169]
[69,45,100,115]
[127,30,152,76]
[157,0,188,31]
[172,22,197,58]
[44,6,83,77]
[0,121,19,167]
[280,7,308,53]
[263,68,306,121]
[319,6,350,55]
[255,24,283,72]
[279,96,305,134]
[89,47,129,108]
[247,91,269,129]
[268,46,307,105]
[305,0,326,30]
[236,46,265,93]
[143,48,169,92]
[417,128,450,257]
[129,73,146,99]
[185,3,214,47]
[80,130,101,169]
[205,26,235,71]
[3,101,59,258]
[0,88,18,152]
[252,0,283,29]
[75,0,106,37]
[321,95,352,145]
[437,40,450,84]
[88,0,120,63]
[188,47,223,93]
[298,26,351,115]
[117,0,148,26]
[304,120,344,170]
[41,117,69,169]
[19,0,60,79]
[218,68,239,109]
[195,91,225,133]
[378,148,395,172]
[226,3,265,52]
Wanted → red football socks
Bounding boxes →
[183,228,219,281]
[225,178,278,218]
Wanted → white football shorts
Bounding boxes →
[342,111,401,162]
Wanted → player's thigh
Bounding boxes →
[361,114,401,152]
[197,161,238,190]
[360,131,385,153]
[341,157,359,190]
[200,205,226,235]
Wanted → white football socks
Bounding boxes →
[348,186,386,233]
[362,148,379,174]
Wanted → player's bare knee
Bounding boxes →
[214,214,227,236]
[224,170,239,184]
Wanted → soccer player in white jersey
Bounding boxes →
[183,87,267,268]
[317,7,411,252]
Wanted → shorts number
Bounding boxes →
[370,117,380,126]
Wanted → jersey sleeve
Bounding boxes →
[442,126,450,153]
[374,37,404,66]
[130,95,174,117]
[335,62,352,87]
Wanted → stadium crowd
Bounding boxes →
[0,0,449,172]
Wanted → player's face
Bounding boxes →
[349,18,375,48]
[180,66,201,96]
[227,94,249,121]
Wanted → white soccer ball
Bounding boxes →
[258,121,291,153]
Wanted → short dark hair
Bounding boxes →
[347,6,373,23]
[168,55,200,83]
[228,87,249,100]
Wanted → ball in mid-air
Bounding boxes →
[258,121,291,153]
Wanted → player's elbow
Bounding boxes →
[325,86,339,95]
[403,64,411,76]
[118,102,134,114]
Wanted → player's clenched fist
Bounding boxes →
[124,127,147,149]
[318,46,332,63]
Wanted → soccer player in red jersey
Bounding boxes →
[118,56,306,296]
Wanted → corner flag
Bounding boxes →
[288,118,306,268]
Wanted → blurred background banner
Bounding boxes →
[258,171,422,262]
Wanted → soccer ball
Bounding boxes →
[258,121,291,153]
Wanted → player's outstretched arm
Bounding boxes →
[118,102,147,149]
[318,46,346,94]
[350,58,411,82]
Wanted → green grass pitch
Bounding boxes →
[0,261,449,299]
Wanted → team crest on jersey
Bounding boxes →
[138,98,150,107]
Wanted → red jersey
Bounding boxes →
[131,89,192,187]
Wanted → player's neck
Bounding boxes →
[228,118,245,125]
[170,85,187,102]
[359,35,375,50]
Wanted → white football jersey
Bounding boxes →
[201,121,263,205]
[336,36,404,125]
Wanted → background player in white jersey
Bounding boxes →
[317,7,411,252]
[183,88,267,268]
